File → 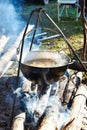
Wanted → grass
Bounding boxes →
[19,1,84,59]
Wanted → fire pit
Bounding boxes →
[0,7,87,130]
[13,8,87,130]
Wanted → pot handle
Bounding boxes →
[68,60,87,72]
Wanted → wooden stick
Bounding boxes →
[80,0,87,60]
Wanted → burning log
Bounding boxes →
[12,112,26,130]
[39,72,82,130]
[38,96,59,130]
[61,84,87,130]
[11,70,86,130]
[38,116,58,130]
[65,71,82,108]
[34,86,52,123]
[57,71,82,108]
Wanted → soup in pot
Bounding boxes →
[25,59,58,68]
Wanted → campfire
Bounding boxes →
[0,3,87,130]
[1,69,87,130]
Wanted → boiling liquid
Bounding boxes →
[25,59,58,67]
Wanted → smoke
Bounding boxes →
[0,0,44,60]
[14,75,72,129]
[58,107,71,130]
[0,0,24,36]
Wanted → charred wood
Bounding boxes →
[38,115,58,130]
[38,96,59,130]
[61,84,87,130]
[58,70,82,108]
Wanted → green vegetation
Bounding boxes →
[20,1,84,60]
[42,2,84,58]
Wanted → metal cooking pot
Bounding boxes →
[17,51,71,85]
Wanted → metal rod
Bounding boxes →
[10,10,35,128]
[38,34,60,42]
[29,8,42,51]
[17,11,35,87]
[27,32,47,39]
[10,8,44,128]
[42,9,87,72]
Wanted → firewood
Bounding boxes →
[37,72,83,130]
[0,35,9,53]
[66,71,83,108]
[0,25,33,76]
[0,61,13,78]
[12,112,26,130]
[58,71,82,108]
[61,84,87,130]
[57,74,68,104]
[34,86,52,124]
[38,96,59,130]
[38,115,58,130]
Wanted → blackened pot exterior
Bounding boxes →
[19,51,70,84]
